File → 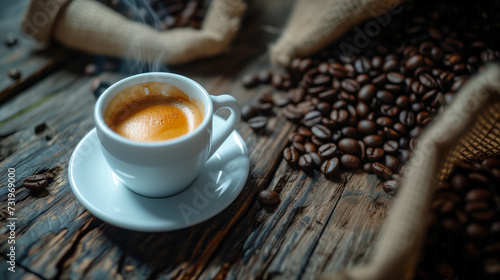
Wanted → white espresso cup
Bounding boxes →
[94,72,241,197]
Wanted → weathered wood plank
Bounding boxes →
[0,0,73,104]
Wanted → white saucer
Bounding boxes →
[68,116,249,232]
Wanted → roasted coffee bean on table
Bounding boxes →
[8,68,21,80]
[23,174,48,191]
[415,157,500,280]
[257,189,280,205]
[242,7,499,196]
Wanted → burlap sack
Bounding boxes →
[321,63,500,280]
[21,0,246,65]
[270,0,407,66]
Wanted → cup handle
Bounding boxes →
[208,95,241,158]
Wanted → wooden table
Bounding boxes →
[0,1,392,279]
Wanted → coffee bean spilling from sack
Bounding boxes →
[242,10,499,195]
[102,0,209,31]
[415,157,500,280]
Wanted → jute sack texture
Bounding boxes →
[21,0,246,65]
[322,63,500,280]
[270,0,407,66]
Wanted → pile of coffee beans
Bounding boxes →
[241,1,499,195]
[415,157,500,279]
[102,0,209,31]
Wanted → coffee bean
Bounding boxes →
[292,141,306,154]
[311,124,331,140]
[356,102,370,118]
[312,75,331,85]
[271,73,284,89]
[321,157,340,176]
[358,84,376,101]
[274,95,290,107]
[357,120,376,135]
[338,138,360,154]
[383,127,399,139]
[356,74,371,85]
[257,70,272,83]
[92,81,110,99]
[383,140,399,154]
[258,190,280,205]
[466,223,488,237]
[282,104,303,120]
[382,59,398,72]
[371,56,383,69]
[387,72,405,84]
[354,57,372,73]
[376,90,394,105]
[297,126,313,137]
[482,157,500,170]
[465,189,491,203]
[372,74,387,86]
[340,154,361,169]
[288,132,304,143]
[340,126,357,139]
[372,162,393,180]
[248,116,267,130]
[330,109,349,124]
[382,180,399,196]
[416,111,432,125]
[419,73,437,88]
[363,135,383,147]
[399,110,415,127]
[384,154,400,172]
[375,116,393,128]
[4,35,18,47]
[298,153,314,169]
[341,79,359,93]
[283,146,299,165]
[366,147,385,161]
[443,53,462,66]
[309,152,324,167]
[304,142,317,153]
[465,201,490,213]
[23,174,48,190]
[318,143,338,158]
[302,110,323,127]
[411,80,426,95]
[8,68,21,80]
[363,162,374,173]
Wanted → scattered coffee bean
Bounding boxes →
[372,162,393,180]
[23,174,48,190]
[382,180,399,196]
[248,116,268,131]
[257,190,280,205]
[8,68,21,80]
[4,35,18,47]
[84,64,98,76]
[93,81,110,99]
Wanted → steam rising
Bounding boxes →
[99,0,172,74]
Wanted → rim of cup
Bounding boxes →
[94,72,213,147]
